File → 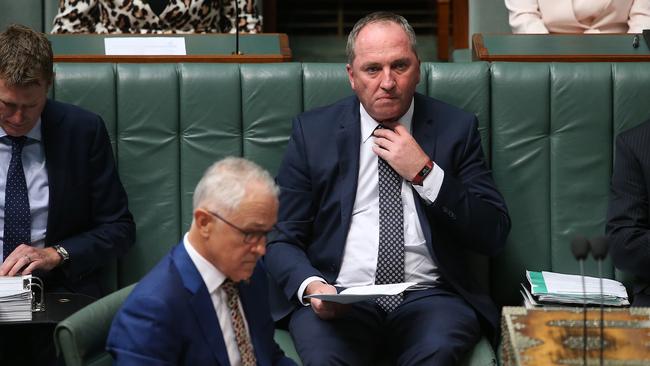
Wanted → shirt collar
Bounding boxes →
[183,233,227,294]
[359,98,414,143]
[0,118,43,142]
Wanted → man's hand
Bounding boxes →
[0,244,61,276]
[304,281,350,320]
[373,124,430,180]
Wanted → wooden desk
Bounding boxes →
[49,33,292,63]
[473,33,650,62]
[500,306,650,366]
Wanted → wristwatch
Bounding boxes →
[411,160,434,186]
[53,245,70,265]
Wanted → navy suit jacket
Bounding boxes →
[265,93,511,341]
[107,243,295,366]
[39,99,134,298]
[607,119,650,305]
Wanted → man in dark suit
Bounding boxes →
[0,24,134,364]
[607,119,650,306]
[265,12,511,365]
[108,157,296,366]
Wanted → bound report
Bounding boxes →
[0,275,45,322]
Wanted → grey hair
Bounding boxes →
[192,157,279,215]
[346,12,418,65]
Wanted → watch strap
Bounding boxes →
[411,160,434,186]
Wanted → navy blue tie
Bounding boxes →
[3,136,30,261]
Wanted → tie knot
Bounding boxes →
[222,279,238,296]
[7,136,27,152]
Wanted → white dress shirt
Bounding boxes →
[184,234,253,366]
[0,120,49,260]
[298,99,444,303]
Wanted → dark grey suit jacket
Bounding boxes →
[607,119,650,306]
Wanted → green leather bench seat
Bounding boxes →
[49,62,650,365]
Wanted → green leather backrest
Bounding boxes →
[50,62,650,307]
[490,62,650,305]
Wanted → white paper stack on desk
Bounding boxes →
[523,270,629,307]
[0,275,33,322]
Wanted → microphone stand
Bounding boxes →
[579,259,588,366]
[591,236,609,366]
[571,236,590,366]
[233,0,242,55]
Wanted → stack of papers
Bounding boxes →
[524,270,629,307]
[0,275,33,322]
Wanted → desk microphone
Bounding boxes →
[571,235,590,366]
[591,236,609,366]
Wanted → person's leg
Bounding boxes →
[386,287,482,366]
[288,301,384,366]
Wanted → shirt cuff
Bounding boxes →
[412,163,444,204]
[297,276,327,306]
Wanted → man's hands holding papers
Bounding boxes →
[304,281,350,320]
[304,282,418,319]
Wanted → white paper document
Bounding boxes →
[304,282,417,304]
[0,275,33,321]
[525,270,629,306]
[104,37,186,55]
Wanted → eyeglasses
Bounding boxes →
[205,209,272,245]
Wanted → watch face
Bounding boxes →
[420,166,431,176]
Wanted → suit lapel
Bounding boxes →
[411,94,436,161]
[336,99,361,227]
[173,244,230,366]
[411,94,436,259]
[41,100,66,242]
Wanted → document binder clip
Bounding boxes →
[24,276,46,312]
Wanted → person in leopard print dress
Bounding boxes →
[51,0,262,34]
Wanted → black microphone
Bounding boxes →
[591,236,609,366]
[571,236,590,366]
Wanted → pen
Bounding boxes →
[633,34,640,49]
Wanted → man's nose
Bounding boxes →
[251,238,267,256]
[380,69,396,90]
[6,108,23,123]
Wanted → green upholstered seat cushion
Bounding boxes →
[54,284,136,366]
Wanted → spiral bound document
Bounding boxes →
[0,275,45,322]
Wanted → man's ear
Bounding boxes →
[193,209,213,238]
[346,64,355,90]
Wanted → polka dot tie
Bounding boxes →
[375,154,405,313]
[3,136,30,261]
[222,280,257,366]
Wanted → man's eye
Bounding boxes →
[394,63,408,71]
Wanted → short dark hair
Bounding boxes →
[346,12,418,65]
[0,24,54,87]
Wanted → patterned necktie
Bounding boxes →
[3,136,30,261]
[375,154,405,313]
[222,280,257,366]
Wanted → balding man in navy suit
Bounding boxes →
[265,12,511,366]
